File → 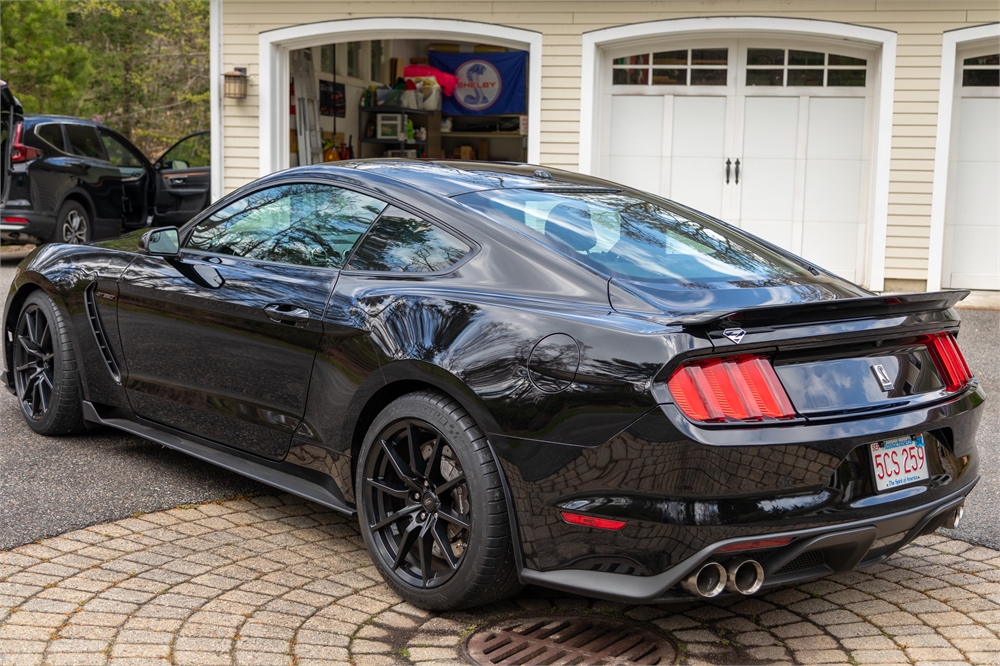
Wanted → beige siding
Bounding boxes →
[221,0,1000,285]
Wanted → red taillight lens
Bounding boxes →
[2,217,28,224]
[922,332,973,392]
[10,123,41,163]
[667,355,796,423]
[560,511,627,531]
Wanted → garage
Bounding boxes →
[940,45,1000,291]
[599,36,877,284]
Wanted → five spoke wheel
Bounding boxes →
[14,303,55,420]
[362,420,471,589]
[62,209,89,244]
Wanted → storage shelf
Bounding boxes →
[440,131,523,139]
[360,138,428,145]
[361,106,430,115]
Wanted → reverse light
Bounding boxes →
[921,332,973,392]
[717,537,794,553]
[10,123,41,163]
[667,355,796,423]
[560,511,627,531]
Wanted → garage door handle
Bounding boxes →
[735,159,741,185]
[264,304,310,324]
[725,158,731,184]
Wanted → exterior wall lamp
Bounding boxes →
[224,67,248,99]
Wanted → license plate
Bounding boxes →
[870,434,929,492]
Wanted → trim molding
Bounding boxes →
[578,16,897,291]
[927,23,1000,292]
[209,0,223,202]
[258,17,543,177]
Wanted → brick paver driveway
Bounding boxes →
[1,495,999,666]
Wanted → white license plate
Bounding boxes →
[870,434,929,492]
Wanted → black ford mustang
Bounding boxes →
[3,161,983,611]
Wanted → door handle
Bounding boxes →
[167,176,187,184]
[725,158,731,184]
[264,304,311,325]
[735,159,741,185]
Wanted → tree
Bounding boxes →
[0,1,93,116]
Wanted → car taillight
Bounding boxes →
[921,332,973,392]
[10,123,41,163]
[560,511,627,531]
[2,217,28,224]
[667,355,796,423]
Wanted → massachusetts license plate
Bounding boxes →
[870,434,929,492]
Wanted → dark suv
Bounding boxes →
[1,116,209,244]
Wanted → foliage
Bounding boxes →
[0,0,209,158]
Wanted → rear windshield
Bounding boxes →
[454,189,813,284]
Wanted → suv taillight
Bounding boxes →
[667,355,796,423]
[921,332,973,392]
[10,123,41,163]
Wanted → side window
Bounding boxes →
[64,124,105,160]
[161,132,210,169]
[186,182,386,268]
[35,124,65,151]
[99,132,145,177]
[347,207,471,273]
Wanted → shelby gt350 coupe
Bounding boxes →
[3,161,983,610]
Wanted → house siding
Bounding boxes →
[220,0,1000,286]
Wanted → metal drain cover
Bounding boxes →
[464,614,677,665]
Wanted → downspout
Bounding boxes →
[210,0,224,202]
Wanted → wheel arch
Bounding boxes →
[2,277,69,390]
[57,190,95,226]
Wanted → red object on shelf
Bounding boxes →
[403,64,458,96]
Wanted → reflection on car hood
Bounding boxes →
[609,275,872,320]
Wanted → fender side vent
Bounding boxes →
[85,284,121,383]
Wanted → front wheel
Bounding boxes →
[355,390,521,610]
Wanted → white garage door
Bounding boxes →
[601,38,874,283]
[943,48,1000,291]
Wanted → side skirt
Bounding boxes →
[82,401,356,516]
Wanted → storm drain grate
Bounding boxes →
[464,615,676,665]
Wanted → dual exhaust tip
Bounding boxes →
[680,558,764,598]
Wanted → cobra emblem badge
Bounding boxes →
[871,364,894,391]
[723,328,746,344]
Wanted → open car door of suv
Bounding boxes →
[153,131,211,226]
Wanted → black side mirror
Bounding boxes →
[140,227,180,257]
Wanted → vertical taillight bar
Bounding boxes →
[667,355,796,423]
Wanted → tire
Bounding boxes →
[355,390,522,610]
[12,290,85,435]
[52,200,90,244]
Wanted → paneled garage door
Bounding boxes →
[942,47,1000,291]
[601,38,874,283]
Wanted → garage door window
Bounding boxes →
[746,49,867,87]
[963,53,1000,87]
[613,48,728,86]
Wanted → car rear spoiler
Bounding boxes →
[675,290,970,330]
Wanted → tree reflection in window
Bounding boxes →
[456,189,814,284]
[347,207,471,273]
[186,183,387,268]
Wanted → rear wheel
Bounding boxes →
[356,390,521,610]
[52,200,90,244]
[12,290,84,434]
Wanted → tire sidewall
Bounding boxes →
[16,291,72,433]
[355,393,497,609]
[55,201,90,244]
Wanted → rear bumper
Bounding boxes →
[0,208,53,244]
[520,477,977,604]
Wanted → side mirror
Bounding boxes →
[140,227,180,257]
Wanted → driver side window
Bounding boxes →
[186,182,386,269]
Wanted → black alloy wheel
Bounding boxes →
[14,302,54,420]
[54,201,90,244]
[356,391,521,610]
[363,418,471,589]
[11,290,84,434]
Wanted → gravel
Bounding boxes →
[1,253,997,550]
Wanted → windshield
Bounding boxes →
[454,189,815,284]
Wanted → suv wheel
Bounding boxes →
[356,390,521,610]
[54,201,90,244]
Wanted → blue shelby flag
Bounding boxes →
[428,51,527,116]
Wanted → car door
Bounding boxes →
[153,131,211,226]
[99,129,153,229]
[63,123,123,235]
[116,181,387,460]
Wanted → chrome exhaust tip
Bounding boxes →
[944,505,964,530]
[680,561,727,598]
[725,558,764,595]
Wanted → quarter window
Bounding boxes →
[35,124,65,151]
[64,124,105,159]
[347,207,471,273]
[746,49,867,87]
[187,183,386,269]
[613,48,729,86]
[962,53,1000,87]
